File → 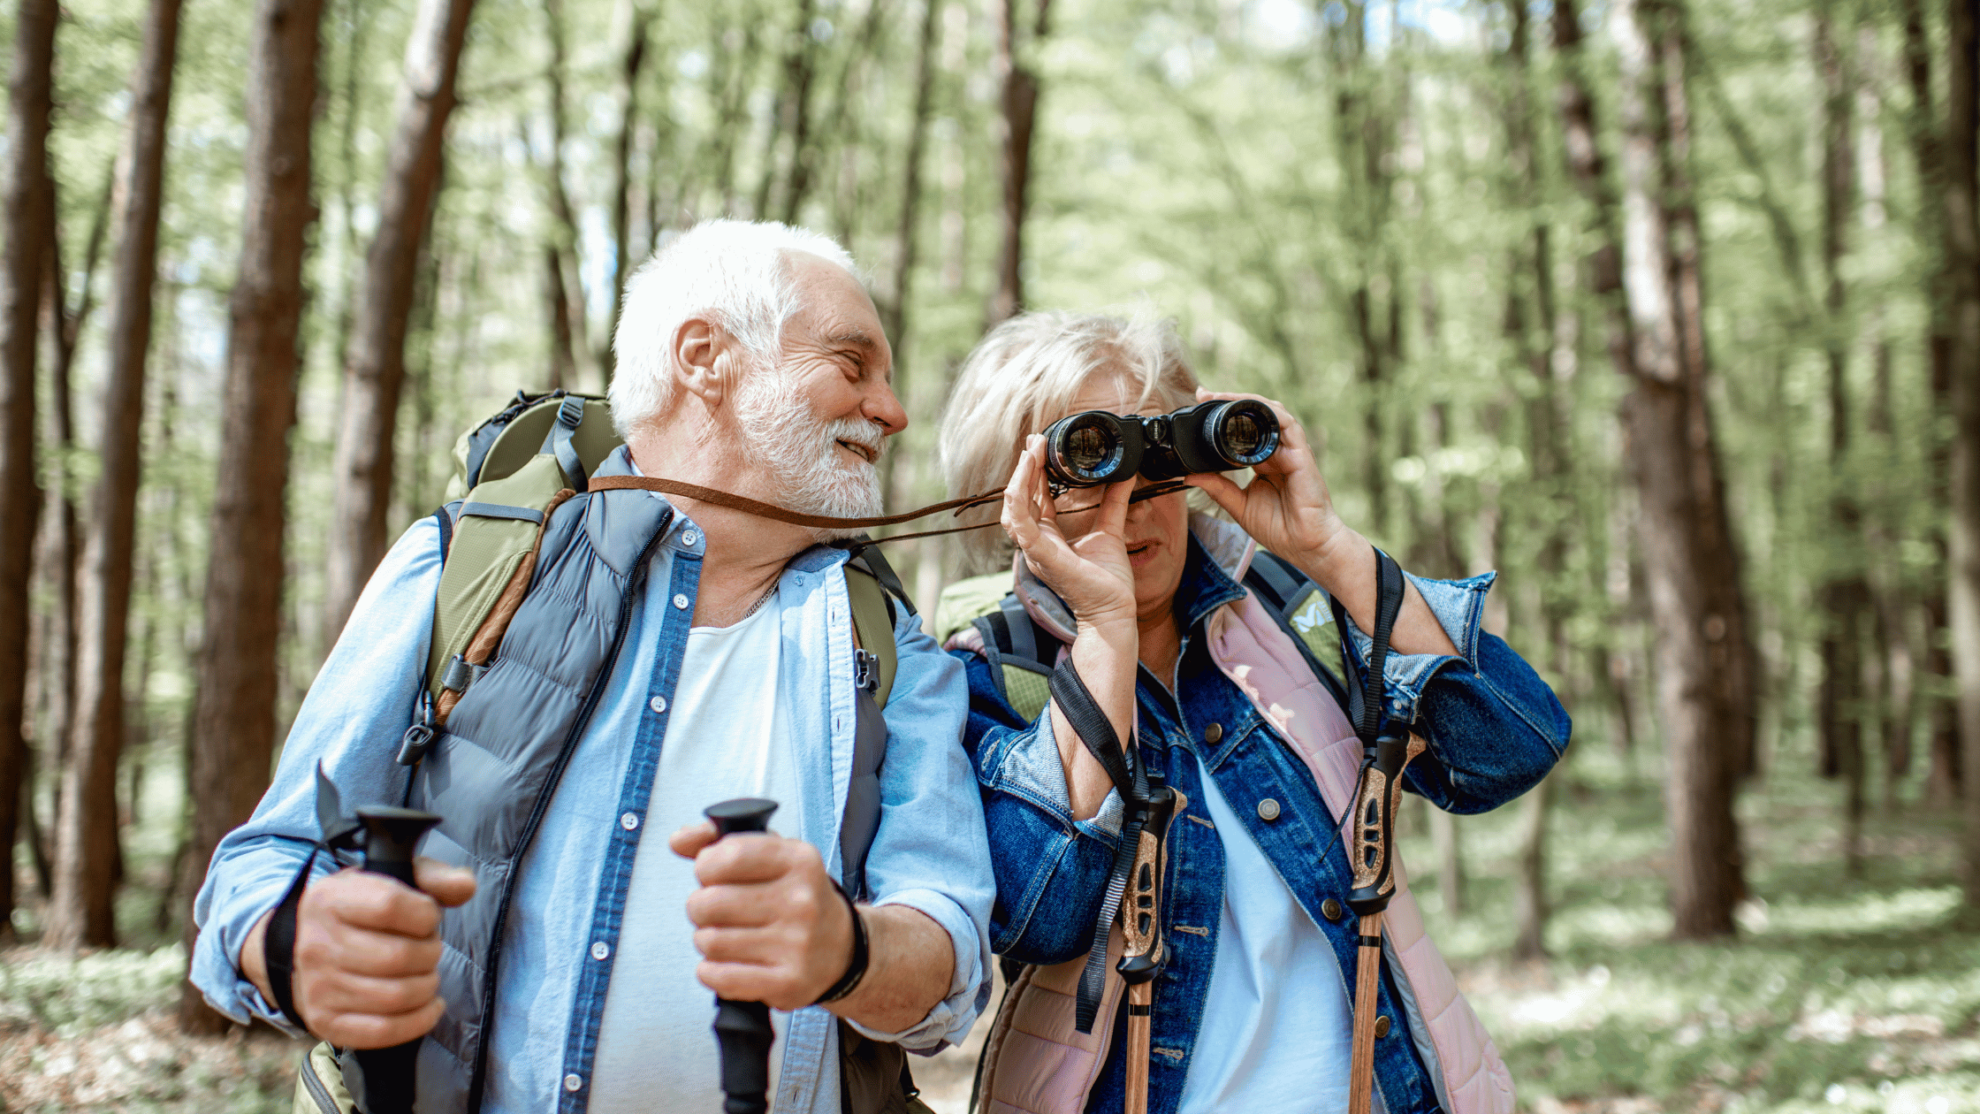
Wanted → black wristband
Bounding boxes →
[812,880,870,1006]
[263,849,318,1030]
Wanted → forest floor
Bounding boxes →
[2,750,1976,1113]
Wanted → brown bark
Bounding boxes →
[1612,0,1751,938]
[178,0,323,1031]
[1900,0,1963,807]
[543,241,574,391]
[1814,1,1869,874]
[1940,0,1980,906]
[882,0,940,350]
[602,0,649,388]
[772,0,822,225]
[323,0,475,643]
[0,0,57,935]
[987,0,1048,327]
[539,0,589,377]
[51,0,185,950]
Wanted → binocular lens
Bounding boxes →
[1046,411,1130,484]
[1210,401,1279,466]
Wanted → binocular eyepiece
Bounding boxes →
[1042,399,1281,490]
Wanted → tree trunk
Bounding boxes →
[51,0,185,950]
[539,0,589,379]
[178,0,323,1031]
[543,241,574,391]
[882,0,939,347]
[0,0,57,936]
[1900,0,1962,809]
[1505,0,1560,956]
[1611,0,1751,938]
[1814,0,1869,874]
[322,0,475,643]
[1939,0,1980,908]
[773,0,822,225]
[987,0,1048,327]
[602,0,649,388]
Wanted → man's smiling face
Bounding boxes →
[731,253,907,529]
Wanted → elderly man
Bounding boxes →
[190,220,994,1114]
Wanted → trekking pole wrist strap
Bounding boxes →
[262,848,319,1031]
[813,879,870,1006]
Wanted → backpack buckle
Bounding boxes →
[396,722,436,766]
[853,649,879,694]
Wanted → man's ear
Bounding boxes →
[672,316,733,409]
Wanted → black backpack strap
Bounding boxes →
[997,595,1040,667]
[1330,549,1408,745]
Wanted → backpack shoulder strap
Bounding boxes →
[845,564,899,710]
[968,596,1059,724]
[1243,549,1354,712]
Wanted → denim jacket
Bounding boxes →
[955,522,1570,1114]
[193,480,995,1114]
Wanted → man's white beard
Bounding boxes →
[733,368,885,539]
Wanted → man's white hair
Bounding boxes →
[609,218,859,436]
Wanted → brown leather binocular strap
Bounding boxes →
[585,474,1190,543]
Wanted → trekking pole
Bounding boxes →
[352,805,444,1114]
[1344,732,1426,1114]
[1115,772,1181,1114]
[705,798,780,1114]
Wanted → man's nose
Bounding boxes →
[867,377,908,436]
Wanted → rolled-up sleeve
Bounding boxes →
[849,614,997,1050]
[1335,569,1571,814]
[190,516,445,1031]
[952,652,1125,968]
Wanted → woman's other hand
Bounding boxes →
[1184,388,1352,567]
[1002,433,1138,630]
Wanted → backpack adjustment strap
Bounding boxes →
[543,394,588,493]
[440,654,491,696]
[1048,658,1147,1033]
[853,649,879,694]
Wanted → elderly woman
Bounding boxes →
[936,313,1567,1114]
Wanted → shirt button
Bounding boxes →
[649,695,667,714]
[683,531,699,546]
[1374,1015,1392,1038]
[1322,898,1344,922]
[1256,798,1281,822]
[620,812,639,830]
[1204,722,1223,745]
[673,593,690,610]
[563,1074,583,1093]
[590,941,610,960]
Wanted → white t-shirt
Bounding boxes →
[1176,759,1353,1114]
[587,598,803,1112]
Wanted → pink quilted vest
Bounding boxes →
[961,519,1515,1114]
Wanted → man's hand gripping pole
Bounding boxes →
[705,798,780,1114]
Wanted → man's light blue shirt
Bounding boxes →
[192,499,995,1114]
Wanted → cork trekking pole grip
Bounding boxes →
[1345,732,1426,1114]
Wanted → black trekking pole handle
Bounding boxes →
[706,798,780,1114]
[353,805,443,1114]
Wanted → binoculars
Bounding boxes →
[1041,399,1281,490]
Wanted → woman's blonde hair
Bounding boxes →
[940,311,1200,573]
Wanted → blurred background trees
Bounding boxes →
[2,0,1980,1103]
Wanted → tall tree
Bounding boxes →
[769,0,823,224]
[1900,0,1963,806]
[987,0,1049,326]
[1813,1,1870,873]
[1611,0,1754,937]
[1939,0,1980,906]
[0,0,57,936]
[322,0,476,643]
[50,0,185,950]
[538,0,590,378]
[602,0,651,386]
[179,0,325,1031]
[881,0,940,349]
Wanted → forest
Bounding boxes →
[0,0,1977,1107]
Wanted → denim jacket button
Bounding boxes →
[1204,722,1224,745]
[1256,798,1280,821]
[1374,1015,1392,1038]
[1322,898,1344,921]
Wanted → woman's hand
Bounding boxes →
[1002,434,1138,629]
[1184,388,1351,567]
